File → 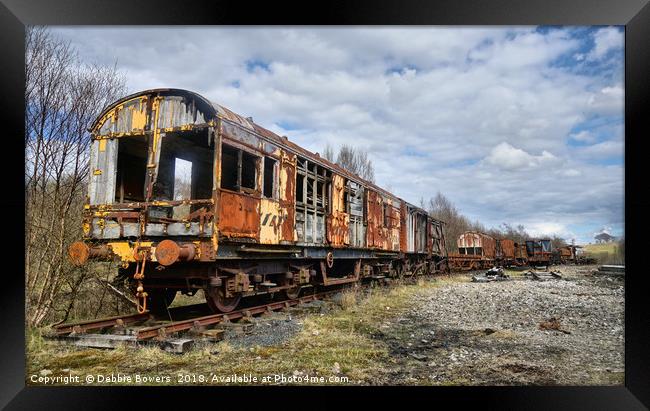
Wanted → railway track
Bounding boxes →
[49,288,345,352]
[49,273,461,352]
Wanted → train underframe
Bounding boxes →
[114,246,446,315]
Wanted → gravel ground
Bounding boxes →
[221,300,330,348]
[370,265,624,385]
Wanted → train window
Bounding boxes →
[221,145,238,191]
[296,174,304,203]
[220,143,259,193]
[263,157,276,199]
[295,157,331,243]
[114,136,147,203]
[241,151,257,191]
[172,158,192,219]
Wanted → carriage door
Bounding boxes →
[279,151,297,243]
[326,174,350,247]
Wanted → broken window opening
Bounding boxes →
[346,180,365,248]
[295,157,331,243]
[150,129,214,220]
[241,151,257,192]
[263,156,277,199]
[221,144,238,191]
[220,143,259,194]
[172,158,192,219]
[114,136,148,203]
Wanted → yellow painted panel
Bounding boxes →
[130,99,147,130]
[108,241,153,262]
[259,198,282,244]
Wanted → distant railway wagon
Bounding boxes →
[68,88,448,314]
[448,232,590,270]
[551,245,585,264]
[447,231,497,270]
[525,239,553,267]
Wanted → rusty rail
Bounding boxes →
[135,291,337,340]
[52,312,153,335]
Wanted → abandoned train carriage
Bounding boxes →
[447,231,529,270]
[68,88,448,313]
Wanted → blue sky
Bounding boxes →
[51,26,624,244]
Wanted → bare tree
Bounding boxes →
[427,192,472,253]
[322,143,335,163]
[25,27,126,326]
[498,222,530,244]
[321,143,375,182]
[550,235,567,249]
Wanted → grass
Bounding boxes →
[26,276,451,386]
[583,243,618,255]
[582,243,623,265]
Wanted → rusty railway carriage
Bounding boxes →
[447,231,529,270]
[68,88,448,314]
[524,239,553,267]
[446,231,496,270]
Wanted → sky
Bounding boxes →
[50,26,624,245]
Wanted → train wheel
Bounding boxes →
[205,286,241,313]
[284,286,302,300]
[146,288,177,317]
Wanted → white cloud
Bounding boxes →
[526,222,572,238]
[586,85,624,115]
[562,169,582,177]
[484,142,559,170]
[575,139,624,159]
[587,27,623,61]
[569,130,595,143]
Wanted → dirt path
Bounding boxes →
[369,266,624,385]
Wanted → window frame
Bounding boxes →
[220,142,260,195]
[263,156,278,200]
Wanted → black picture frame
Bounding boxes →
[2,0,648,409]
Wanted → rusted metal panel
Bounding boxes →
[218,190,260,240]
[385,197,401,251]
[327,174,350,247]
[458,231,496,258]
[366,190,384,249]
[279,151,296,243]
[499,239,516,259]
[326,212,350,247]
[399,201,407,252]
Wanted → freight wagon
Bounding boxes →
[446,231,496,270]
[525,239,553,268]
[68,88,448,314]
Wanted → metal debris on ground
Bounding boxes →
[471,267,511,283]
[594,265,625,276]
[538,317,571,334]
[524,270,562,281]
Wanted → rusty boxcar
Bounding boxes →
[448,232,533,270]
[446,231,497,270]
[524,239,552,267]
[68,88,448,314]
